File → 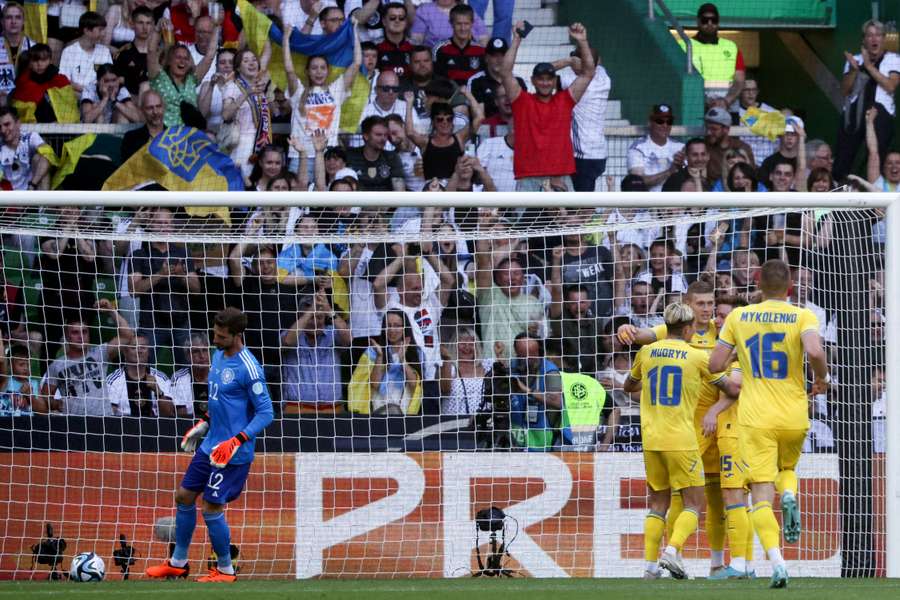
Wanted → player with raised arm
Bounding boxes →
[145,307,274,583]
[617,279,732,576]
[709,259,829,589]
[624,303,740,580]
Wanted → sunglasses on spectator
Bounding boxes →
[379,85,401,92]
[700,16,718,24]
[653,118,673,125]
[387,15,406,21]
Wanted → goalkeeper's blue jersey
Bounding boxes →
[200,347,274,465]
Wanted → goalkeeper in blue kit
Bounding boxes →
[146,307,274,583]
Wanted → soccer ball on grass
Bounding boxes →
[69,552,105,581]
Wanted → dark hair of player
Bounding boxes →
[214,307,248,335]
[759,259,792,296]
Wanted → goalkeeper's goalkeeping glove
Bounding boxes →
[209,432,250,468]
[181,414,210,453]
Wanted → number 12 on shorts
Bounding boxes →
[745,333,787,379]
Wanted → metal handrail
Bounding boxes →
[652,0,694,75]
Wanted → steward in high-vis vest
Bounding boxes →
[676,3,746,106]
[559,372,608,449]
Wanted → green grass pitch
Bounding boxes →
[2,578,900,599]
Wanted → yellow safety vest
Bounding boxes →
[678,37,739,84]
[560,372,607,447]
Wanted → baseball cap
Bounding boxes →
[650,103,675,120]
[697,3,719,18]
[704,106,732,127]
[333,167,358,181]
[784,115,805,134]
[486,37,509,54]
[532,62,555,77]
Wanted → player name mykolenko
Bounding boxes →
[739,311,799,324]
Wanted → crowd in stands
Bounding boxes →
[0,1,892,451]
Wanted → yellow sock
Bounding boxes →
[670,508,699,551]
[724,503,749,559]
[705,481,725,553]
[745,507,755,561]
[666,492,684,542]
[750,501,781,553]
[644,512,666,562]
[775,470,798,497]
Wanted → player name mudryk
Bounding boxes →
[649,348,688,360]
[739,311,799,324]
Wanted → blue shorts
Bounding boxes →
[180,450,252,505]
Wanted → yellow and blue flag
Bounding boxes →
[236,0,369,131]
[24,0,47,43]
[102,126,244,192]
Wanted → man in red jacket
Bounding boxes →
[500,20,595,192]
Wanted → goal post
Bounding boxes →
[0,191,897,579]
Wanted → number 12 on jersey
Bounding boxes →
[648,365,682,406]
[745,333,788,379]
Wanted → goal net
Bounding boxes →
[0,197,888,579]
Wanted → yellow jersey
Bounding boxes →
[653,320,720,421]
[716,362,741,439]
[631,338,726,451]
[718,299,819,430]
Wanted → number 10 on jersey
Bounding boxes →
[648,366,682,406]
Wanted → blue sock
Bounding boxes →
[172,503,197,562]
[202,511,232,570]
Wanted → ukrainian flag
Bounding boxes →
[51,133,121,189]
[236,0,370,132]
[102,126,244,192]
[24,0,47,43]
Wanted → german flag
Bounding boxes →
[10,67,79,123]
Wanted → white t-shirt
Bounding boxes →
[288,77,350,159]
[384,291,443,381]
[223,81,259,168]
[843,51,900,115]
[347,246,382,338]
[395,146,426,191]
[81,85,132,123]
[359,97,407,123]
[476,135,515,192]
[0,131,45,190]
[0,35,34,93]
[187,43,214,83]
[559,65,611,160]
[626,135,684,192]
[59,42,113,91]
[106,367,174,417]
[169,368,199,416]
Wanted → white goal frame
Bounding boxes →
[2,190,899,578]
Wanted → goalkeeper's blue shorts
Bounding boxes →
[181,450,252,505]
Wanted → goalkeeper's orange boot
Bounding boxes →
[197,567,237,583]
[145,560,190,579]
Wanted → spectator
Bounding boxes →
[282,290,351,411]
[549,219,614,319]
[198,48,238,132]
[501,21,595,191]
[758,115,803,186]
[703,106,754,183]
[548,282,601,376]
[220,49,273,181]
[349,309,422,416]
[337,217,386,361]
[475,233,546,361]
[434,4,485,87]
[360,69,407,122]
[835,19,900,182]
[113,5,153,95]
[663,137,712,191]
[618,279,663,329]
[346,115,405,191]
[806,139,834,174]
[627,104,685,192]
[0,343,37,416]
[446,153,496,191]
[411,0,487,50]
[302,5,347,36]
[467,37,524,119]
[170,331,211,417]
[102,0,137,48]
[0,106,51,190]
[476,113,515,191]
[403,88,481,180]
[807,166,836,192]
[276,216,340,287]
[121,90,165,160]
[59,11,113,94]
[791,266,837,345]
[480,80,512,136]
[185,16,217,82]
[508,333,562,450]
[106,332,178,417]
[729,75,778,166]
[730,247,760,295]
[469,0,513,45]
[38,301,133,415]
[148,32,216,127]
[246,145,287,192]
[0,2,35,98]
[710,148,754,191]
[10,43,78,124]
[635,238,688,296]
[385,113,426,192]
[81,63,140,123]
[129,207,201,359]
[865,107,900,191]
[439,325,489,415]
[678,3,745,106]
[375,2,414,79]
[725,160,761,193]
[47,0,87,63]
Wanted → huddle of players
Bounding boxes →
[618,259,829,589]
